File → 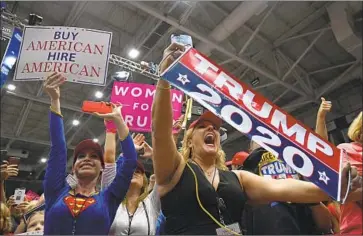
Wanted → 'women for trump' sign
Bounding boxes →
[14,26,112,86]
[108,82,184,132]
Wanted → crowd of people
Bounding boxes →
[0,42,362,235]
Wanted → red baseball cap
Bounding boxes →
[231,151,249,166]
[188,111,222,130]
[73,139,105,168]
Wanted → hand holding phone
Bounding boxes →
[8,156,20,165]
[171,34,193,47]
[82,101,113,114]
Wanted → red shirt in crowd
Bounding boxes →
[337,142,362,235]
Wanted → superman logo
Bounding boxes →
[63,195,96,217]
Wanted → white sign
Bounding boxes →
[14,26,112,86]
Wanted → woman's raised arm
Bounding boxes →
[42,72,67,209]
[152,43,185,186]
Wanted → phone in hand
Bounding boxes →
[171,34,193,48]
[8,156,20,165]
[14,188,26,205]
[82,101,113,114]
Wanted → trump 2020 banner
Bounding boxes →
[161,47,344,201]
[109,82,184,132]
[14,26,112,86]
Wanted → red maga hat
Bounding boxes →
[73,139,105,168]
[188,111,222,130]
[231,151,249,166]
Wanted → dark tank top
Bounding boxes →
[160,162,247,235]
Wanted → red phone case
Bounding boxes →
[82,101,113,114]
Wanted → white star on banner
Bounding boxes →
[318,171,330,185]
[177,73,190,85]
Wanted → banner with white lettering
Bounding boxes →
[108,82,184,132]
[14,26,112,86]
[161,48,343,201]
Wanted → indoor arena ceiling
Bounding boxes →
[1,1,362,179]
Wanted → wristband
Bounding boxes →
[106,128,117,134]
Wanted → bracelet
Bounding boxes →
[49,106,63,117]
[156,85,171,90]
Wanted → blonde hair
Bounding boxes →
[0,202,12,233]
[122,174,149,206]
[347,112,362,142]
[181,128,228,171]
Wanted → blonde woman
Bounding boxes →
[101,130,160,235]
[151,43,360,234]
[0,202,12,235]
[315,98,362,235]
[337,112,362,235]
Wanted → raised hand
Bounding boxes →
[318,97,332,118]
[140,141,153,159]
[15,201,31,214]
[1,161,19,181]
[340,163,361,202]
[132,133,145,152]
[159,43,185,73]
[1,161,8,181]
[94,103,124,122]
[7,195,16,207]
[172,114,184,143]
[43,72,66,101]
[94,103,129,140]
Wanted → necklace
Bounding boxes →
[192,160,217,186]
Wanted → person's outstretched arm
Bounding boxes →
[234,162,359,204]
[152,43,185,186]
[315,97,331,140]
[94,105,137,216]
[100,120,117,190]
[42,72,67,209]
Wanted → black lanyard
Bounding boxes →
[126,201,150,235]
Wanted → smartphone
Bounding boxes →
[82,101,113,114]
[171,34,193,48]
[14,188,26,205]
[8,156,20,165]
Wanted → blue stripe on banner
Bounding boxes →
[162,62,339,200]
[1,27,22,88]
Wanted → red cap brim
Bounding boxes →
[188,111,222,130]
[73,139,104,167]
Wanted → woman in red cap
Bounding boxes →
[150,43,361,235]
[42,72,137,235]
[231,152,249,170]
[100,130,161,235]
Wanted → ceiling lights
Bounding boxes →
[7,84,16,91]
[95,91,103,99]
[128,48,140,59]
[72,119,80,126]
